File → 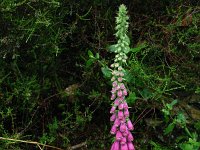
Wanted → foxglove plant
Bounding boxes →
[110,4,135,150]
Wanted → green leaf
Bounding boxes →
[101,67,112,78]
[164,123,175,135]
[194,122,200,131]
[130,43,147,53]
[88,50,94,58]
[95,53,99,59]
[180,143,195,150]
[108,44,117,53]
[170,99,178,107]
[123,70,133,83]
[86,59,95,68]
[127,92,137,105]
[140,88,153,100]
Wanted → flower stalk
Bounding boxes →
[110,4,135,150]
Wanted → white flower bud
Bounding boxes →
[118,57,122,61]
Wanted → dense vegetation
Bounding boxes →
[0,0,199,149]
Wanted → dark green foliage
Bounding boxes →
[0,0,199,149]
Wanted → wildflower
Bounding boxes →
[114,118,121,127]
[110,106,116,114]
[110,113,116,122]
[116,130,123,140]
[120,83,125,89]
[110,125,117,134]
[123,102,128,109]
[110,4,134,149]
[121,143,128,150]
[118,102,124,110]
[112,81,118,87]
[120,137,127,145]
[127,120,134,130]
[127,132,134,142]
[114,98,120,106]
[118,110,124,120]
[127,142,135,150]
[120,123,126,132]
[111,141,120,150]
[117,90,123,97]
[111,94,116,100]
[124,109,129,117]
[122,128,129,137]
[123,89,127,96]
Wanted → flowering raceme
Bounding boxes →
[109,4,135,150]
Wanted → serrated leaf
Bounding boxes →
[101,67,111,78]
[164,123,175,135]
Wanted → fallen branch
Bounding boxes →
[0,137,87,150]
[0,137,63,150]
[69,142,87,150]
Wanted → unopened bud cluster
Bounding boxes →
[110,4,135,150]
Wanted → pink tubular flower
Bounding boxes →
[120,137,127,145]
[114,118,121,127]
[120,117,126,123]
[110,113,116,122]
[123,102,128,109]
[111,141,120,150]
[121,143,128,150]
[116,85,120,90]
[111,94,116,100]
[122,128,129,137]
[127,132,134,142]
[120,123,126,132]
[112,81,118,87]
[120,83,125,89]
[127,120,134,130]
[111,89,116,94]
[124,109,129,117]
[119,97,124,101]
[127,142,135,150]
[118,103,124,110]
[114,98,120,106]
[123,89,127,96]
[117,90,123,97]
[110,106,116,114]
[118,110,124,120]
[116,130,123,141]
[110,125,117,134]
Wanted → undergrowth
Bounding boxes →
[0,0,199,149]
